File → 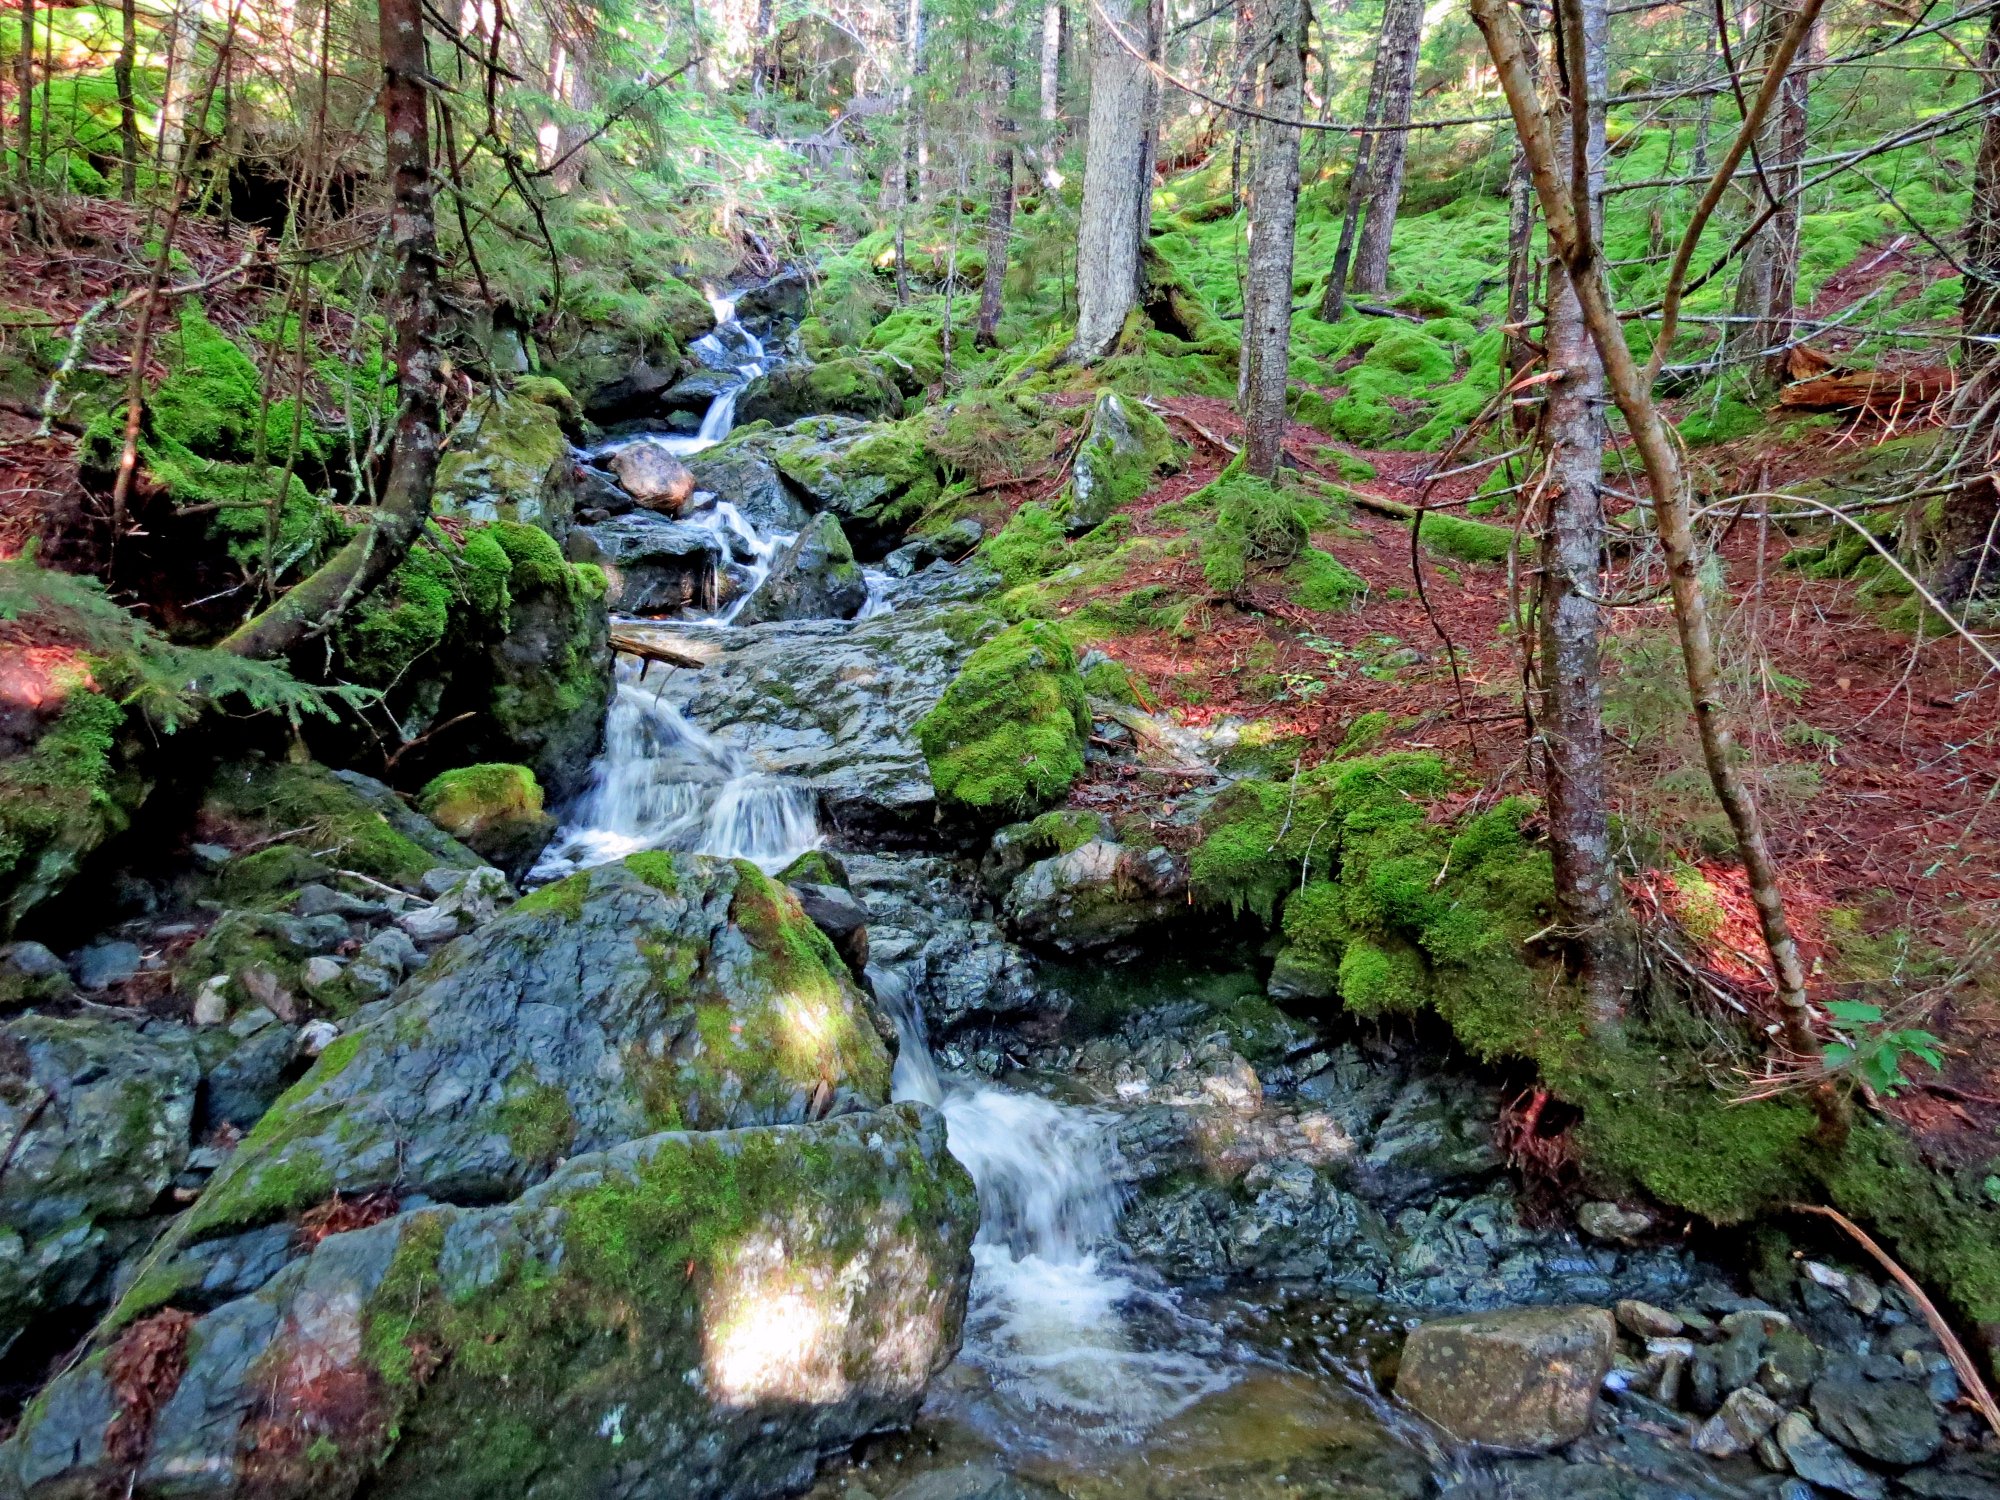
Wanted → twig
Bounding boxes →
[1787,1202,2000,1439]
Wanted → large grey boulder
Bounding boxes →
[1811,1371,1943,1466]
[737,512,868,624]
[721,416,940,558]
[736,358,901,428]
[638,608,997,837]
[573,513,722,615]
[0,1016,197,1356]
[121,855,896,1320]
[1001,840,1186,955]
[6,1105,975,1500]
[686,448,811,534]
[603,440,697,512]
[1064,389,1171,534]
[1395,1305,1616,1450]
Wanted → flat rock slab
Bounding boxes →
[1396,1304,1616,1450]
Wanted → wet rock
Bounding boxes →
[396,904,463,947]
[1805,1260,1884,1318]
[129,856,895,1311]
[733,267,811,330]
[737,356,902,427]
[0,941,69,1009]
[70,939,141,991]
[573,512,721,615]
[1001,840,1186,955]
[432,386,579,543]
[738,512,870,624]
[887,1463,1066,1500]
[8,1104,975,1500]
[1692,1387,1785,1458]
[415,763,557,881]
[1758,1325,1821,1401]
[735,415,941,557]
[642,608,993,838]
[686,448,812,534]
[1895,1452,2000,1500]
[1778,1411,1888,1500]
[1578,1201,1654,1244]
[660,365,741,417]
[196,1009,301,1132]
[1396,1305,1616,1450]
[1718,1322,1769,1393]
[1811,1371,1943,1467]
[884,518,985,577]
[1357,1074,1506,1206]
[0,1014,197,1354]
[604,440,697,512]
[1617,1299,1684,1339]
[292,883,381,919]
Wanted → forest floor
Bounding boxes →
[1012,390,2000,1166]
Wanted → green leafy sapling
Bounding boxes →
[1821,999,1944,1097]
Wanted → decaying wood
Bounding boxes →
[609,626,722,671]
[1777,365,1955,413]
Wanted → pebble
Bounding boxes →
[1618,1299,1684,1338]
[72,939,142,990]
[4,940,65,978]
[293,884,382,920]
[1778,1411,1886,1500]
[1692,1386,1784,1457]
[301,956,346,994]
[422,867,471,899]
[361,928,421,975]
[189,842,233,870]
[238,963,297,1022]
[397,906,460,946]
[296,1019,340,1057]
[1805,1261,1884,1317]
[192,974,230,1026]
[1577,1201,1654,1244]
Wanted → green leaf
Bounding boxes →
[1824,1000,1884,1025]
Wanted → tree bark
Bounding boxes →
[1135,0,1165,248]
[1066,0,1150,362]
[1472,0,1836,1126]
[1934,6,2000,603]
[1349,0,1424,295]
[158,0,204,178]
[750,0,776,136]
[223,0,439,660]
[116,0,140,199]
[1040,0,1064,187]
[1240,0,1305,478]
[1316,89,1382,321]
[1537,0,1631,1028]
[978,26,1019,347]
[14,0,33,194]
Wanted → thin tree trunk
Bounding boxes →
[1067,0,1150,362]
[1229,0,1256,210]
[1538,0,1631,1028]
[1471,0,1837,1131]
[1316,0,1400,320]
[749,0,775,136]
[223,0,440,661]
[1040,0,1063,187]
[1135,0,1165,249]
[14,0,33,195]
[1759,7,1814,379]
[978,20,1019,348]
[1503,140,1537,400]
[117,0,140,199]
[1240,0,1305,478]
[1349,0,1424,295]
[158,0,204,178]
[1934,6,2000,603]
[891,0,925,304]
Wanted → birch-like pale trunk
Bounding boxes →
[1066,0,1151,362]
[1040,0,1063,185]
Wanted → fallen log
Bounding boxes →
[1777,365,1954,414]
[608,625,720,673]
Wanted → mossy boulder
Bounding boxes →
[431,387,580,543]
[1001,839,1187,955]
[550,275,715,421]
[914,620,1089,826]
[416,763,557,880]
[8,1104,975,1500]
[0,680,149,936]
[742,415,943,558]
[199,759,486,891]
[1064,389,1175,534]
[736,512,868,624]
[736,356,903,427]
[129,854,895,1315]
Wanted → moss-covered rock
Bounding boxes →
[12,1104,975,1500]
[1064,390,1176,534]
[915,620,1089,826]
[736,356,903,427]
[199,758,486,889]
[736,415,944,558]
[416,763,556,880]
[0,681,148,936]
[431,388,580,542]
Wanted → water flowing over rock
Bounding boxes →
[687,448,812,534]
[737,512,869,624]
[572,512,722,615]
[723,416,941,558]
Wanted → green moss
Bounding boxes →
[417,764,542,830]
[915,620,1090,822]
[1361,328,1454,382]
[1080,656,1140,704]
[0,685,133,929]
[216,846,334,905]
[776,850,850,889]
[1337,937,1431,1017]
[338,523,514,687]
[495,1069,578,1165]
[1285,548,1366,610]
[1413,511,1513,565]
[622,850,680,894]
[512,871,590,920]
[982,504,1071,588]
[201,760,446,888]
[1678,394,1766,447]
[1336,710,1392,755]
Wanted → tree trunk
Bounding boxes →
[750,0,775,136]
[1240,0,1305,478]
[979,26,1019,348]
[223,0,440,661]
[1316,58,1387,322]
[1349,0,1424,295]
[1135,0,1165,249]
[1039,0,1063,187]
[1067,0,1150,362]
[158,0,204,178]
[1934,6,2000,603]
[1759,7,1814,379]
[1538,0,1631,1028]
[116,0,139,199]
[1471,0,1836,1129]
[1228,0,1257,211]
[14,0,33,194]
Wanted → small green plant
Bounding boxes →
[1821,1000,1944,1097]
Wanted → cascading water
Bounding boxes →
[872,968,1229,1445]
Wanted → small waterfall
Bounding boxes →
[535,673,819,878]
[872,961,1227,1437]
